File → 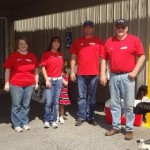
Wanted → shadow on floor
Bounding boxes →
[0,89,44,124]
[0,89,111,130]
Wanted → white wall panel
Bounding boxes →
[107,3,114,38]
[114,2,122,19]
[122,1,130,20]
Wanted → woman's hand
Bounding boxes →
[4,83,10,92]
[46,79,51,88]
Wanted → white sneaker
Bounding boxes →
[51,122,58,129]
[23,125,31,131]
[15,127,23,132]
[59,116,65,124]
[56,116,59,124]
[44,122,50,128]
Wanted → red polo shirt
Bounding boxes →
[104,34,145,72]
[4,51,38,86]
[70,36,104,75]
[40,51,63,77]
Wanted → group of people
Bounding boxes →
[4,36,70,132]
[4,19,145,141]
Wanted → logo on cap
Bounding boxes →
[115,19,127,27]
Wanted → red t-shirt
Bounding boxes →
[70,36,104,75]
[104,34,145,72]
[40,51,63,77]
[4,51,38,86]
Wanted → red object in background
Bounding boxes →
[105,100,143,127]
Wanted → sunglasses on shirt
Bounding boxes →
[116,26,126,29]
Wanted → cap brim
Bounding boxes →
[115,23,127,27]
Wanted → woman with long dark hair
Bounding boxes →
[40,36,63,128]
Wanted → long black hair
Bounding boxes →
[47,36,61,51]
[136,85,148,100]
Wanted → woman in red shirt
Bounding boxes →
[40,36,63,129]
[4,36,38,132]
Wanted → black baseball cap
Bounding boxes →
[115,19,128,27]
[83,20,94,27]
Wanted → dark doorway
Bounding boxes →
[0,18,7,79]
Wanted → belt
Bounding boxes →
[112,72,130,75]
[48,76,62,81]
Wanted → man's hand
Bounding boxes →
[35,83,39,90]
[70,72,76,82]
[128,70,137,80]
[100,75,107,86]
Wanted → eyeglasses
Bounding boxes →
[116,26,126,29]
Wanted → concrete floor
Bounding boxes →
[0,89,150,150]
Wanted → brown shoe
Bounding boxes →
[124,131,133,140]
[105,129,121,136]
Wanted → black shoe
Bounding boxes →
[88,119,97,126]
[75,119,84,126]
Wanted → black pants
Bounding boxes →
[134,102,150,114]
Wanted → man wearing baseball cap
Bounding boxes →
[100,19,145,140]
[70,20,104,126]
[115,18,128,27]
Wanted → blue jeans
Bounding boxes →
[109,73,135,131]
[10,84,34,128]
[77,75,98,120]
[44,79,62,122]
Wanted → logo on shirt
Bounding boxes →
[26,59,32,62]
[58,56,63,58]
[80,43,84,46]
[89,42,96,45]
[17,59,23,61]
[120,46,128,50]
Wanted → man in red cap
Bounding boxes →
[70,20,104,126]
[100,19,145,140]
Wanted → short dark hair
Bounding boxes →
[47,36,61,51]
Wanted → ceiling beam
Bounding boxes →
[11,0,123,20]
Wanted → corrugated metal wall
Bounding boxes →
[14,0,149,99]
